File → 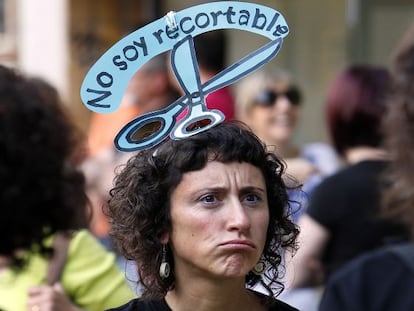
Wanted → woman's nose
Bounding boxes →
[273,96,292,111]
[226,199,251,232]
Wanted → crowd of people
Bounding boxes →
[319,23,414,311]
[1,8,414,310]
[281,65,410,310]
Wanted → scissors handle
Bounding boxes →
[115,103,185,152]
[171,105,225,140]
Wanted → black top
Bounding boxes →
[319,243,414,311]
[106,291,299,311]
[306,160,409,276]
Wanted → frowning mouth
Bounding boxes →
[219,240,256,250]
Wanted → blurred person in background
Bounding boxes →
[319,23,414,311]
[286,65,410,308]
[0,65,136,311]
[83,53,179,246]
[82,53,179,292]
[87,53,178,157]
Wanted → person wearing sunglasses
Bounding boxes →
[236,69,302,156]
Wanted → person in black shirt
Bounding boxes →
[319,23,414,311]
[286,65,409,291]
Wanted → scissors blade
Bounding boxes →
[170,35,203,96]
[202,38,283,95]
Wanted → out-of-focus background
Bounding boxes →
[1,0,413,145]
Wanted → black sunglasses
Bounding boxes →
[254,88,302,107]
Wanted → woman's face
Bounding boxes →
[167,161,269,282]
[247,81,300,146]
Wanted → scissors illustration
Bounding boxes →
[115,35,283,152]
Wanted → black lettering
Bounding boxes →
[273,25,289,37]
[195,13,210,28]
[210,10,224,26]
[239,10,250,26]
[97,72,113,88]
[123,45,139,61]
[266,13,280,31]
[86,88,111,108]
[166,25,179,39]
[113,55,128,71]
[180,16,195,34]
[133,37,148,56]
[252,8,267,30]
[152,29,164,44]
[224,6,236,24]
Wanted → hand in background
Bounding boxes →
[27,283,84,311]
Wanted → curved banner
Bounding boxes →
[80,2,289,114]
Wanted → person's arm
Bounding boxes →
[285,214,330,288]
[60,230,136,311]
[27,283,86,311]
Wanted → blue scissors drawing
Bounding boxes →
[115,35,283,152]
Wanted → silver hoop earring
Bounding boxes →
[159,244,171,279]
[252,258,267,275]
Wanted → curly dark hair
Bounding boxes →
[107,121,299,300]
[0,65,88,267]
[382,25,414,232]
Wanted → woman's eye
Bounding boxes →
[200,194,218,205]
[243,193,262,204]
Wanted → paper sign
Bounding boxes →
[80,1,289,151]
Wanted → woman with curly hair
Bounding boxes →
[105,121,300,311]
[0,65,135,311]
